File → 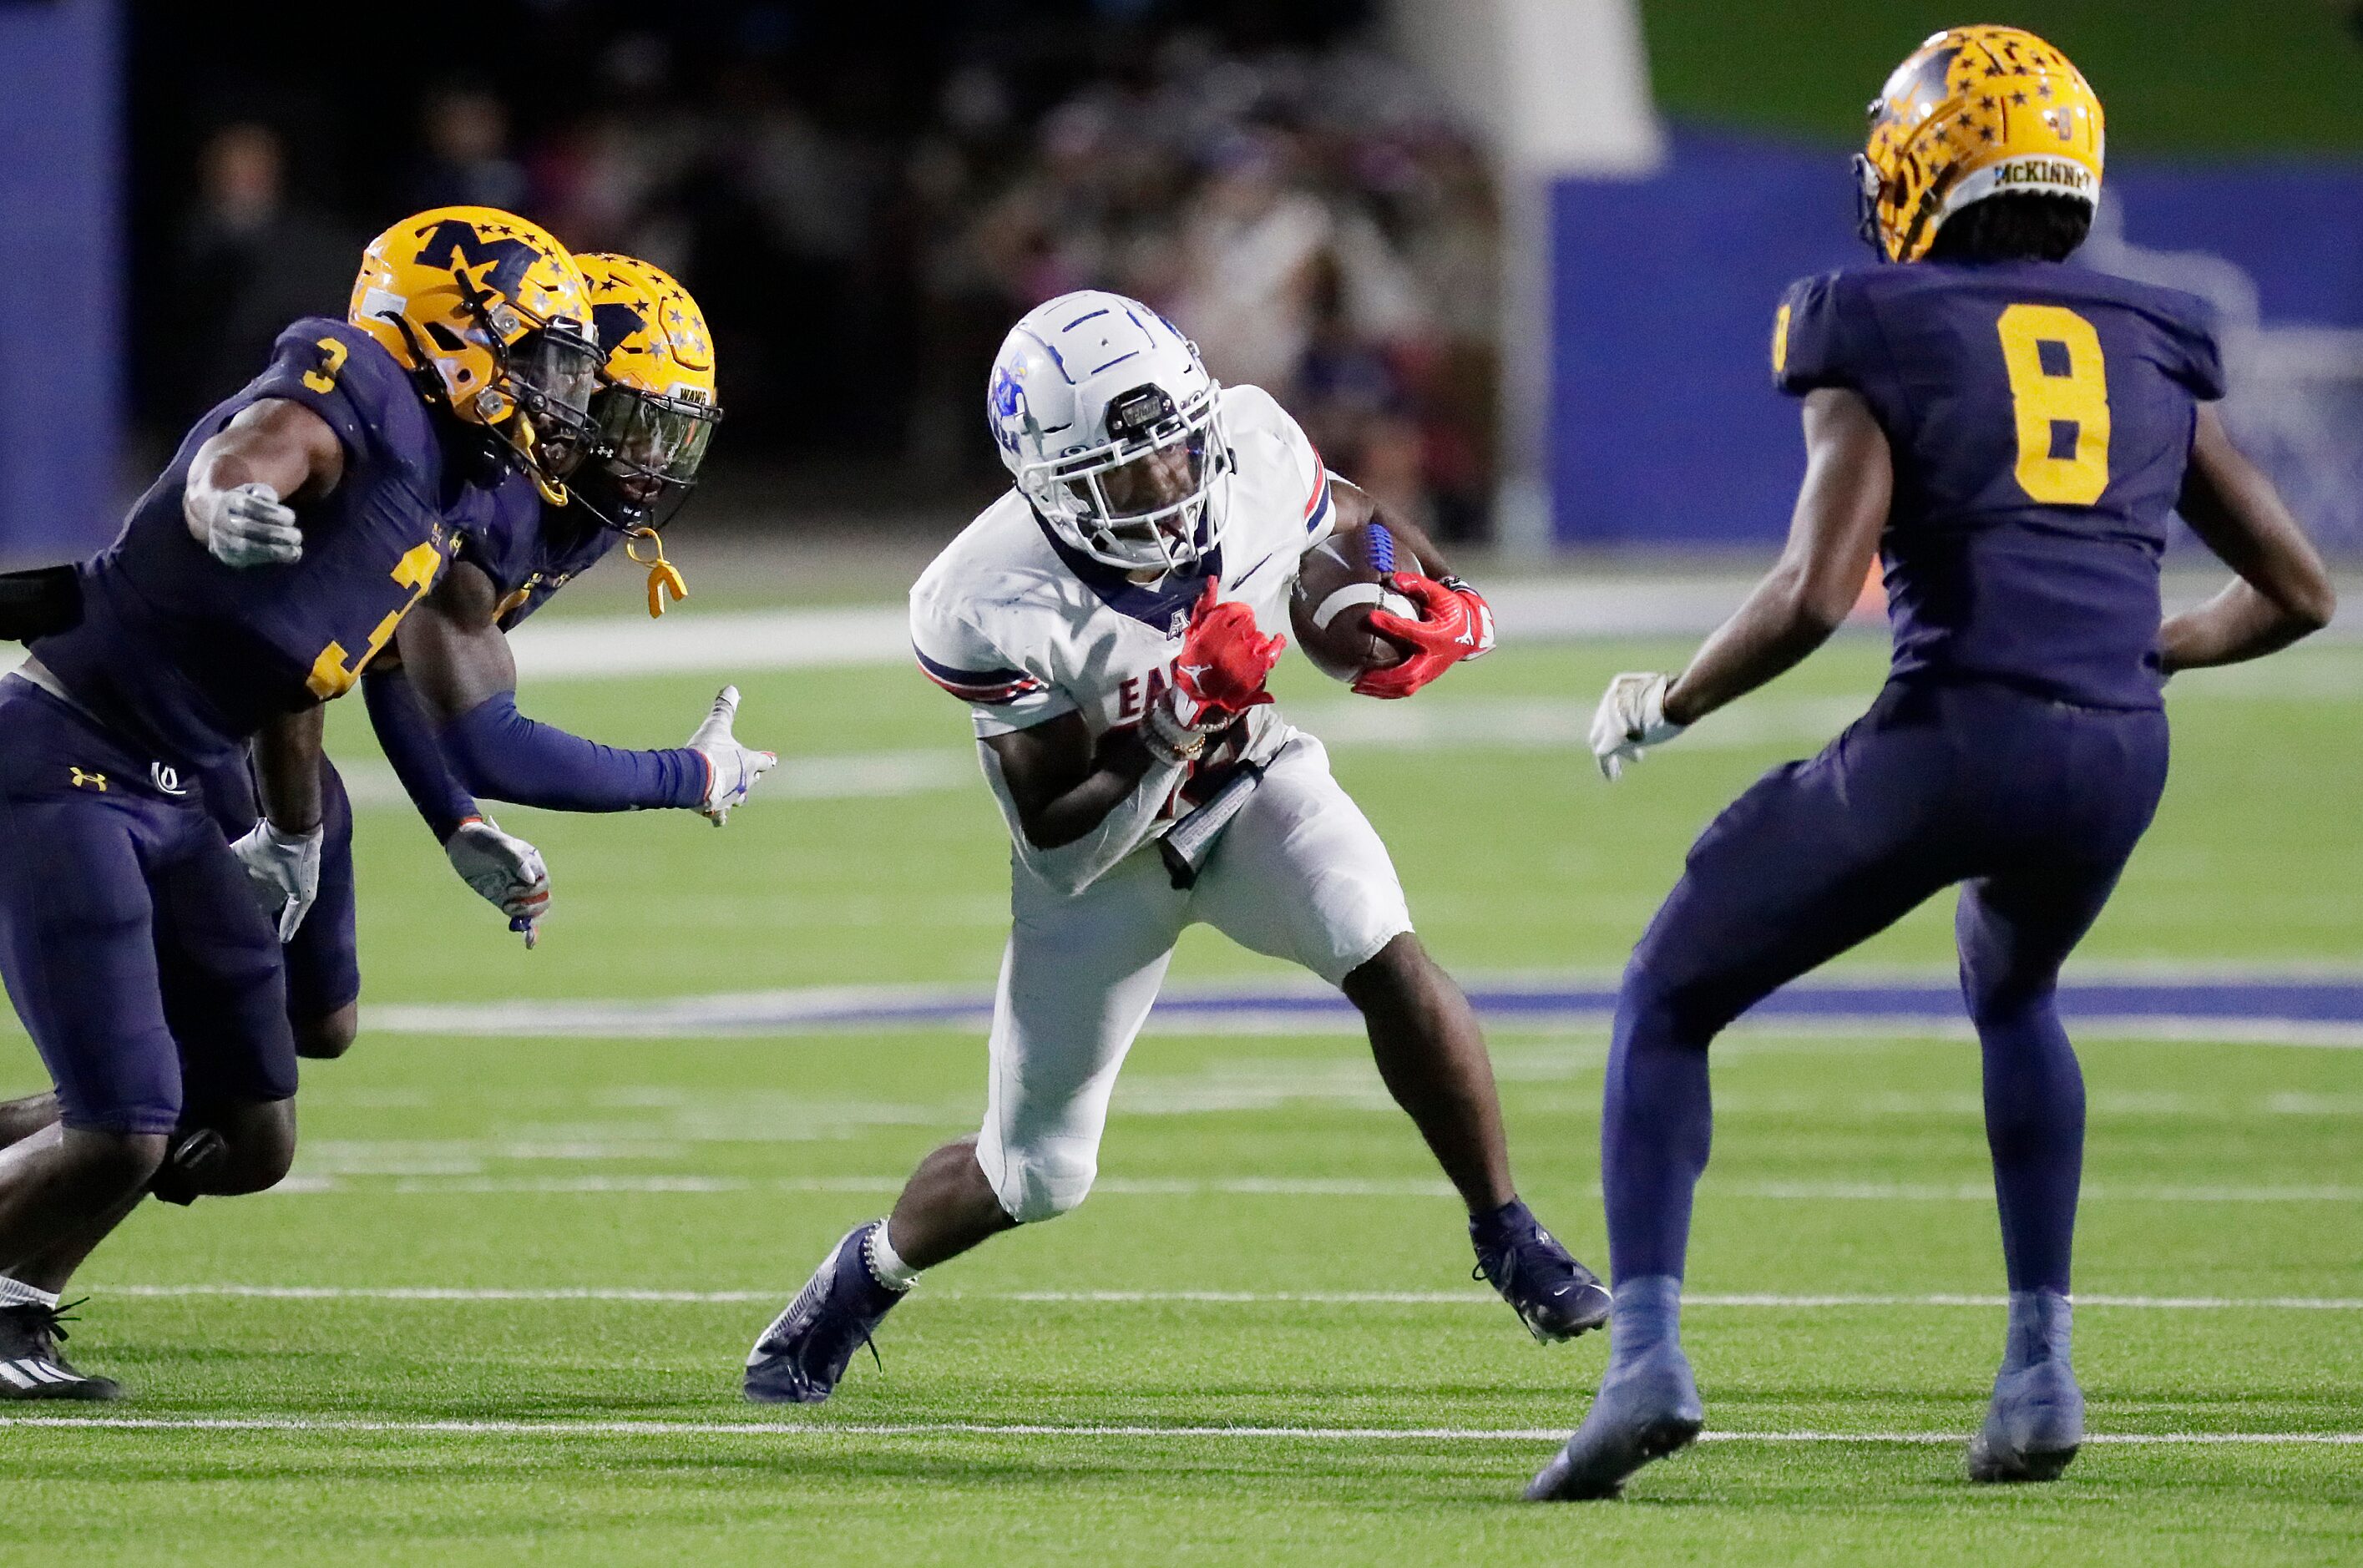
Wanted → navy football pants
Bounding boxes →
[200,748,360,1022]
[1603,680,2171,1295]
[0,680,297,1134]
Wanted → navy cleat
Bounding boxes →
[1470,1199,1611,1342]
[743,1222,906,1406]
[1967,1291,2083,1483]
[1526,1276,1702,1501]
[0,1299,124,1401]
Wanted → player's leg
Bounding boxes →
[744,853,1186,1405]
[1533,700,1970,1500]
[149,817,301,1204]
[1190,736,1610,1339]
[1956,703,2170,1484]
[284,758,361,1061]
[0,1091,58,1149]
[0,701,191,1397]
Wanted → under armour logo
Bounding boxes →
[68,767,106,792]
[149,763,187,797]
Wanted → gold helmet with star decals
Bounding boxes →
[1856,26,2104,264]
[349,206,603,501]
[574,252,722,534]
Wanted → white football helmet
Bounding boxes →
[988,290,1230,574]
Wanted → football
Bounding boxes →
[1289,519,1425,683]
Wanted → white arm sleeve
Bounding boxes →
[979,741,1186,897]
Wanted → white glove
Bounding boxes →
[187,482,303,568]
[1590,671,1687,781]
[686,685,778,826]
[230,819,324,942]
[447,816,551,948]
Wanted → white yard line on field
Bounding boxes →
[0,1413,2355,1446]
[261,1172,2363,1203]
[83,1284,2363,1310]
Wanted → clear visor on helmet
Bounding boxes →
[593,383,721,486]
[506,322,605,475]
[576,382,723,531]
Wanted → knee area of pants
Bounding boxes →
[994,1152,1094,1225]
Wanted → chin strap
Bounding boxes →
[626,527,689,618]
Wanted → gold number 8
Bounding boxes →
[1996,304,2111,505]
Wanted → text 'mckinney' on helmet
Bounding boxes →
[350,205,603,503]
[989,290,1231,576]
[1855,25,2105,263]
[575,251,723,533]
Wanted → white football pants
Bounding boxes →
[974,736,1413,1223]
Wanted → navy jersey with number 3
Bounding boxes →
[33,318,494,767]
[1774,260,2224,710]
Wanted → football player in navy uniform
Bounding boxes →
[1528,28,2335,1499]
[0,206,605,1399]
[0,257,762,1160]
[355,246,766,964]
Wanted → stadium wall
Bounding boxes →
[1547,128,2363,553]
[0,0,122,570]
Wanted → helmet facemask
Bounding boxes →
[1025,381,1228,574]
[473,303,604,501]
[568,380,721,532]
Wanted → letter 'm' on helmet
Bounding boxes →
[576,252,723,532]
[349,206,602,500]
[989,291,1229,575]
[1856,26,2105,263]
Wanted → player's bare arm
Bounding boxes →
[983,713,1159,850]
[226,685,330,944]
[1591,387,1889,778]
[2158,405,2335,672]
[180,399,346,568]
[1667,387,1891,724]
[391,560,523,720]
[251,706,326,836]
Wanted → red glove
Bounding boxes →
[1353,572,1495,700]
[1147,580,1285,761]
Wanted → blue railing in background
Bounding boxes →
[1549,129,2363,553]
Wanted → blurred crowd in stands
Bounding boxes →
[139,3,1500,538]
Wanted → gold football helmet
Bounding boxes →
[574,254,724,615]
[349,206,602,500]
[577,252,721,532]
[1856,26,2105,263]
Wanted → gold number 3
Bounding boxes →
[302,336,348,394]
[1996,304,2111,505]
[306,543,443,700]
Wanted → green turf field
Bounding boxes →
[1,630,2357,1564]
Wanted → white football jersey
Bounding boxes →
[911,382,1338,842]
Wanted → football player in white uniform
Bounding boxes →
[745,291,1607,1404]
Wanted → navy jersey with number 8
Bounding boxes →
[1774,260,2224,710]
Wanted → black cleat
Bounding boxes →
[1471,1201,1612,1342]
[0,1300,124,1401]
[743,1223,906,1406]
